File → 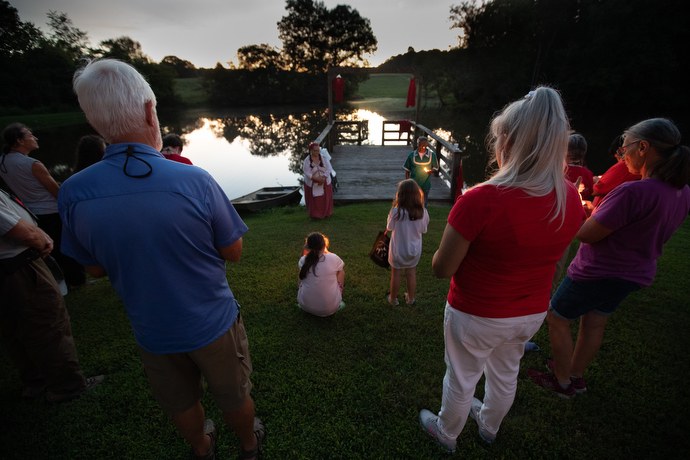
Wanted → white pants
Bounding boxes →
[437,303,546,439]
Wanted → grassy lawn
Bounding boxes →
[0,112,86,130]
[355,74,415,99]
[175,78,208,107]
[1,202,688,459]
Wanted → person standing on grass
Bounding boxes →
[1,188,103,403]
[528,118,690,398]
[0,123,89,291]
[386,179,429,306]
[303,142,334,219]
[403,136,438,207]
[59,59,264,460]
[419,87,585,451]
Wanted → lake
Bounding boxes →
[12,99,665,200]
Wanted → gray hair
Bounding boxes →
[485,86,570,223]
[624,118,690,189]
[567,133,587,163]
[73,59,156,142]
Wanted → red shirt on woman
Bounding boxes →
[446,183,585,318]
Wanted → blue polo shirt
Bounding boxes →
[403,149,439,191]
[58,143,248,354]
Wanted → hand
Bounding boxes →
[582,200,594,217]
[574,176,583,192]
[40,235,54,258]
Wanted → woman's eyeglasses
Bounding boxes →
[617,140,640,159]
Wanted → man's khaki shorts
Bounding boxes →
[138,313,252,415]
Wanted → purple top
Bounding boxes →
[568,178,690,286]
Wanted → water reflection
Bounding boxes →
[182,119,302,200]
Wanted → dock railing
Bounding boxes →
[382,121,412,145]
[314,120,465,200]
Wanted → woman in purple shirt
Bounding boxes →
[529,118,690,398]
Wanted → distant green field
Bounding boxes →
[0,112,86,130]
[355,74,414,99]
[174,78,208,106]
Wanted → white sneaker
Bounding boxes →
[404,292,415,305]
[419,409,456,452]
[468,397,496,443]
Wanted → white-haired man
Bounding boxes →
[58,59,264,460]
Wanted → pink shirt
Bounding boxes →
[297,252,344,317]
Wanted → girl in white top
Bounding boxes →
[297,232,345,317]
[387,179,430,305]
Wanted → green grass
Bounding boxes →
[1,203,688,459]
[174,78,208,106]
[0,112,86,130]
[355,74,415,99]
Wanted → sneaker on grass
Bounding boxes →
[240,417,265,460]
[419,409,456,452]
[527,370,576,398]
[46,375,104,403]
[546,360,586,393]
[468,397,496,443]
[195,419,217,460]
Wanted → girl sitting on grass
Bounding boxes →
[298,232,345,317]
[386,179,430,306]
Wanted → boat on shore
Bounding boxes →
[231,186,302,212]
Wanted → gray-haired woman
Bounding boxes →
[529,118,690,397]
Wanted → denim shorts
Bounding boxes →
[549,276,641,320]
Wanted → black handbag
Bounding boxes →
[369,230,390,268]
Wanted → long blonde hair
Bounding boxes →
[484,86,570,223]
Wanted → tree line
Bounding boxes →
[382,0,689,126]
[3,0,687,120]
[0,0,194,112]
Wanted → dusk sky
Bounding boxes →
[12,0,462,68]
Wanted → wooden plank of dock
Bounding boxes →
[330,145,451,203]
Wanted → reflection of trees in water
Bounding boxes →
[208,110,328,175]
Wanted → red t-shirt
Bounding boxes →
[446,183,585,318]
[565,164,594,200]
[163,153,193,165]
[592,160,641,207]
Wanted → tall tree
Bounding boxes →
[277,0,377,72]
[96,36,150,64]
[0,0,43,58]
[160,55,198,78]
[235,44,286,71]
[47,10,89,60]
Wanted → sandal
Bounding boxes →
[240,417,265,460]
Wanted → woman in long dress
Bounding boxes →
[302,142,333,219]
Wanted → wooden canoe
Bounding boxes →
[231,186,302,212]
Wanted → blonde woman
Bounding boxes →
[419,87,585,450]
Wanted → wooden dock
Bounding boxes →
[329,145,451,203]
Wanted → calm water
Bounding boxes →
[22,101,669,200]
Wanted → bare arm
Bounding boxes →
[432,223,471,279]
[86,266,108,278]
[5,219,53,256]
[217,237,243,262]
[31,162,60,198]
[575,216,613,244]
